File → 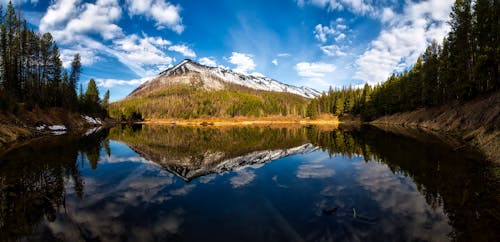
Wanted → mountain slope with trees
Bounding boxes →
[110,60,315,120]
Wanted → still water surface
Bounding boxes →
[0,125,498,241]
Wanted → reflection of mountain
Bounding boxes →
[110,125,317,181]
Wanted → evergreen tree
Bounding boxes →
[102,89,110,109]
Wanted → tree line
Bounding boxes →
[307,0,499,120]
[0,1,108,117]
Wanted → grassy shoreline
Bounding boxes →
[139,116,341,127]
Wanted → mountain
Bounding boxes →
[111,60,319,119]
[129,59,320,99]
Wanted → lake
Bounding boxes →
[0,125,498,242]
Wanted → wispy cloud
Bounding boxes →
[295,62,336,87]
[95,76,154,88]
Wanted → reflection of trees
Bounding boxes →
[309,125,499,242]
[109,125,313,181]
[0,130,109,241]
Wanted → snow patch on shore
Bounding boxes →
[82,115,102,125]
[48,125,67,131]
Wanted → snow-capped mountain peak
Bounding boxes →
[129,59,320,99]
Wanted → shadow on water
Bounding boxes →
[0,124,498,241]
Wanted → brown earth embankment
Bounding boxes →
[0,107,108,149]
[372,90,500,163]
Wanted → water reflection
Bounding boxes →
[0,125,498,241]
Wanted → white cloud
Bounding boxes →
[199,57,217,67]
[277,53,291,57]
[295,62,336,87]
[114,34,173,66]
[272,59,278,66]
[314,24,335,43]
[125,0,184,33]
[354,0,454,84]
[60,47,101,68]
[0,0,38,4]
[320,45,347,57]
[39,0,181,77]
[95,76,154,88]
[334,33,346,42]
[301,0,375,16]
[40,0,123,44]
[168,44,196,58]
[228,52,256,74]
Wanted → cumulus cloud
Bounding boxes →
[38,0,183,77]
[314,22,349,57]
[199,57,217,67]
[40,0,123,44]
[228,52,256,74]
[113,34,173,66]
[320,45,347,57]
[168,44,196,58]
[354,0,454,84]
[314,24,335,43]
[125,0,184,33]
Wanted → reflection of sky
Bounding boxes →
[36,140,453,241]
[353,160,452,241]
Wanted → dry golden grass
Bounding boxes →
[142,114,340,127]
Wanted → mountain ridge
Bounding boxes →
[128,59,320,99]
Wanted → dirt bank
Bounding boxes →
[0,107,107,149]
[372,90,500,163]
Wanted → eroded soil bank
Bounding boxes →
[0,107,108,150]
[372,90,500,163]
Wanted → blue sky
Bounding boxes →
[12,0,454,101]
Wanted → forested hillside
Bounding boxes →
[110,84,309,120]
[307,0,499,120]
[0,1,108,117]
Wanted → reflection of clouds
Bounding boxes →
[296,156,334,179]
[98,154,156,165]
[44,158,188,241]
[170,184,196,196]
[230,169,256,188]
[199,174,216,184]
[355,161,452,241]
